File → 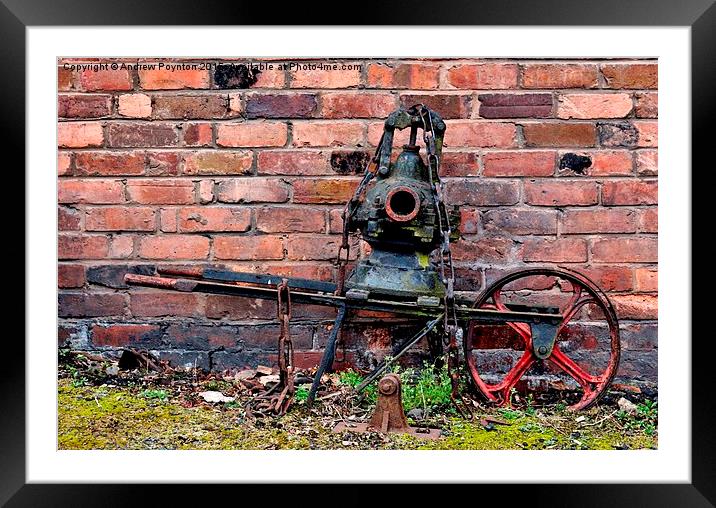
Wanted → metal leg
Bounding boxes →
[355,314,443,393]
[307,304,347,404]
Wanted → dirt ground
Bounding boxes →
[57,349,657,451]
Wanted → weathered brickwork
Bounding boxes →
[57,58,657,387]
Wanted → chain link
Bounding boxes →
[416,105,473,419]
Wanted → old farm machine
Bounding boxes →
[125,105,621,416]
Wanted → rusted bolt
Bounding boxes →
[377,374,400,396]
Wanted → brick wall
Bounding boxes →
[57,58,657,386]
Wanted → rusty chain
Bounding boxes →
[416,105,474,419]
[335,133,386,295]
[245,278,295,417]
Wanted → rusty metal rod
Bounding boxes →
[124,273,562,326]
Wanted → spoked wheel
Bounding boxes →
[465,268,620,411]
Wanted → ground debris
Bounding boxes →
[199,391,236,404]
[58,351,657,451]
[617,397,638,415]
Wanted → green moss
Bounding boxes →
[58,379,657,451]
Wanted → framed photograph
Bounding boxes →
[7,0,712,504]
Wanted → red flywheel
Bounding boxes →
[464,268,621,411]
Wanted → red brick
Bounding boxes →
[130,292,203,317]
[58,122,104,148]
[329,208,345,234]
[138,66,210,90]
[562,208,637,234]
[153,94,227,119]
[635,268,658,292]
[254,68,286,88]
[217,122,287,148]
[290,65,361,88]
[588,150,634,176]
[245,93,317,118]
[177,207,251,232]
[639,209,658,233]
[160,208,178,232]
[58,179,125,204]
[138,235,210,259]
[321,93,395,119]
[183,123,213,146]
[580,266,633,292]
[118,94,151,118]
[612,294,658,319]
[522,238,588,262]
[217,179,289,203]
[483,151,555,177]
[59,292,126,317]
[635,92,658,118]
[636,150,658,175]
[146,152,181,176]
[259,262,335,282]
[441,152,480,177]
[459,208,479,234]
[523,123,596,148]
[58,234,109,259]
[184,151,253,175]
[400,94,472,119]
[602,180,657,205]
[79,68,132,91]
[601,63,657,89]
[522,64,598,89]
[291,179,359,204]
[109,235,135,258]
[592,238,657,263]
[634,121,657,147]
[58,153,72,176]
[127,179,194,204]
[58,264,85,288]
[444,121,516,148]
[556,93,633,119]
[483,209,557,235]
[198,180,214,204]
[257,150,330,176]
[286,235,346,261]
[256,206,325,233]
[58,206,82,231]
[446,64,518,89]
[58,66,73,90]
[85,206,156,231]
[524,180,598,206]
[452,237,515,263]
[91,323,163,347]
[214,235,284,260]
[444,179,519,206]
[478,94,552,118]
[367,63,440,89]
[292,121,364,147]
[58,94,112,118]
[108,123,179,147]
[74,152,145,176]
[205,295,276,320]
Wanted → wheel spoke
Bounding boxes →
[549,346,603,388]
[492,290,531,345]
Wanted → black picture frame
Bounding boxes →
[5,0,713,505]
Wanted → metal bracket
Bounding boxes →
[531,321,560,360]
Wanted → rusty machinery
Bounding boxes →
[125,104,621,416]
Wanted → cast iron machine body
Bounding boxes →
[344,108,459,300]
[125,105,622,414]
